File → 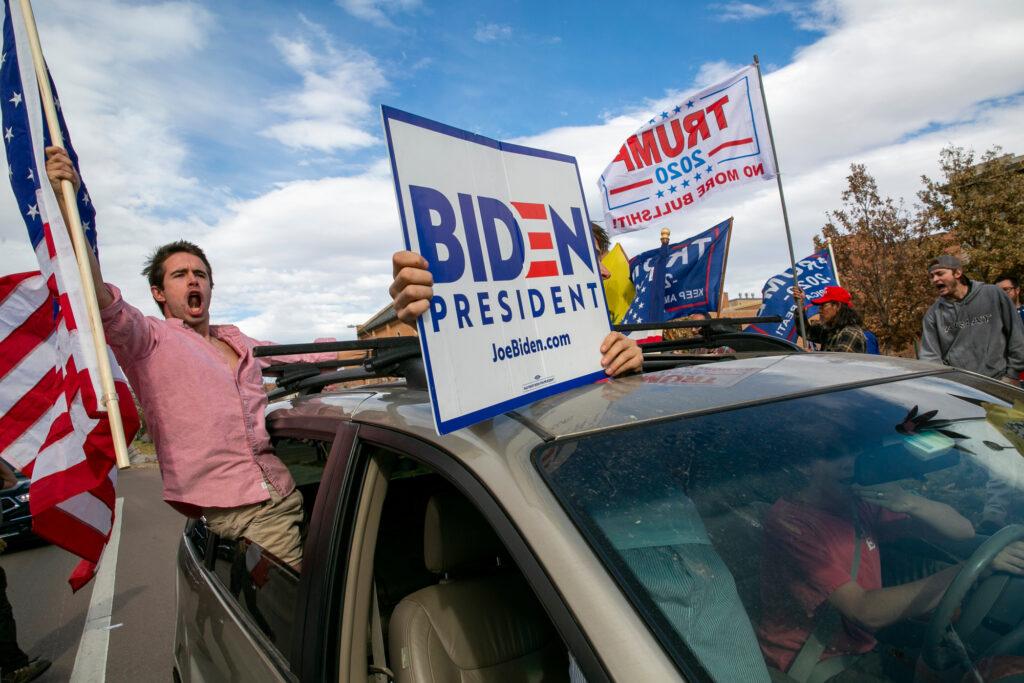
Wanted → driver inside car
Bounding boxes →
[757,443,1024,682]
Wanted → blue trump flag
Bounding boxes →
[747,247,839,342]
[621,219,733,324]
[622,240,669,324]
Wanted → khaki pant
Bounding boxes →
[204,485,304,569]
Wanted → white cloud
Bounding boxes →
[34,0,216,216]
[717,2,775,21]
[336,0,420,29]
[262,25,387,153]
[474,23,513,43]
[715,1,838,31]
[693,60,746,89]
[198,172,403,340]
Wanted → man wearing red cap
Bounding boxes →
[792,285,867,353]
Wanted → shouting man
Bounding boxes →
[920,255,1024,384]
[45,147,333,568]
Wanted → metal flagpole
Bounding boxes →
[753,54,807,345]
[18,0,131,469]
[717,217,734,318]
[826,240,842,287]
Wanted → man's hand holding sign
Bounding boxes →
[391,250,641,376]
[383,107,640,434]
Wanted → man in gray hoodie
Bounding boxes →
[919,255,1024,384]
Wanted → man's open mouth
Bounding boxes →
[187,292,203,314]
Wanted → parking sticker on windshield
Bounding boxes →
[383,106,611,434]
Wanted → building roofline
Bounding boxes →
[359,303,398,335]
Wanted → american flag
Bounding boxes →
[621,241,669,325]
[0,0,138,591]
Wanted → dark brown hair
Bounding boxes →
[995,273,1019,289]
[590,222,610,257]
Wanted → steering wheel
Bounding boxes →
[919,524,1024,675]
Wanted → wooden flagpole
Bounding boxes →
[18,0,131,469]
[753,54,807,345]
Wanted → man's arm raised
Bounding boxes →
[389,250,642,377]
[44,146,112,309]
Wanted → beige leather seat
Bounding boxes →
[387,492,569,683]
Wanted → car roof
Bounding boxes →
[269,353,948,447]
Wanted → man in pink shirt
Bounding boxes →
[45,148,327,568]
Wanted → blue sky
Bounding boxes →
[164,1,821,193]
[2,0,1024,341]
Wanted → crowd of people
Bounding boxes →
[782,254,1024,386]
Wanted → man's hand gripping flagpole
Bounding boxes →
[17,0,131,469]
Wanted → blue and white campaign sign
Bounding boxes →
[623,219,733,324]
[599,65,776,236]
[382,106,611,434]
[747,247,839,342]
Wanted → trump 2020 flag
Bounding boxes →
[0,0,138,591]
[622,241,668,325]
[746,247,839,342]
[622,219,732,324]
[599,65,776,236]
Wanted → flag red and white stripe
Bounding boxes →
[0,269,138,590]
[0,0,138,591]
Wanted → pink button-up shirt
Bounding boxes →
[100,284,333,516]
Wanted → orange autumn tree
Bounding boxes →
[815,164,934,354]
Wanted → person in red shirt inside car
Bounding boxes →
[756,439,996,681]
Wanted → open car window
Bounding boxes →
[204,436,331,668]
[535,373,1024,682]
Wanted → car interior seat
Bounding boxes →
[374,474,445,639]
[387,491,569,683]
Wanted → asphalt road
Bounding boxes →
[2,466,182,682]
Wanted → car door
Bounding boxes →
[174,419,358,682]
[297,424,610,683]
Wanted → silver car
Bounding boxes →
[174,340,1024,682]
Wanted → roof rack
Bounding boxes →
[613,316,801,363]
[257,316,797,399]
[254,337,425,400]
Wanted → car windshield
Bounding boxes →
[535,372,1024,682]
